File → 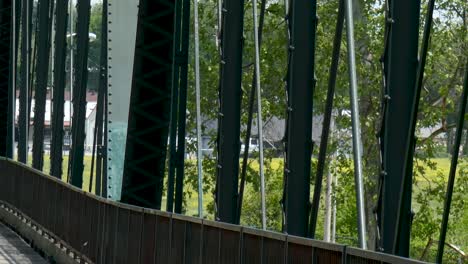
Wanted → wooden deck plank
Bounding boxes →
[0,222,47,263]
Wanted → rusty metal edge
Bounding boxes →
[346,247,430,264]
[0,201,92,264]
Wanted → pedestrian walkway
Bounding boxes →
[0,222,46,263]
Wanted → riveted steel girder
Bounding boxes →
[120,0,175,209]
[379,0,420,256]
[69,0,91,188]
[283,0,317,237]
[32,0,53,170]
[49,0,69,179]
[215,0,245,224]
[0,0,12,157]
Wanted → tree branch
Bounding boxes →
[419,122,457,145]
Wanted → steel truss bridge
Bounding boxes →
[0,0,465,263]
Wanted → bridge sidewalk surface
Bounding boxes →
[0,222,46,263]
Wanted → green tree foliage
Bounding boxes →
[179,0,468,261]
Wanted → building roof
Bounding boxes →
[15,99,97,127]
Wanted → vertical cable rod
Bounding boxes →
[237,0,266,225]
[344,0,367,249]
[67,0,74,174]
[193,0,203,218]
[252,0,266,230]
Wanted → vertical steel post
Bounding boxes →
[309,0,344,239]
[166,0,183,212]
[50,0,69,179]
[18,0,31,163]
[68,0,91,188]
[7,0,18,159]
[69,0,73,123]
[379,0,420,256]
[0,0,12,157]
[120,0,175,209]
[91,0,107,196]
[173,0,190,214]
[215,0,245,224]
[396,0,435,255]
[32,0,52,171]
[436,63,468,264]
[283,0,317,237]
[27,0,34,124]
[89,27,107,194]
[167,0,190,214]
[252,0,266,230]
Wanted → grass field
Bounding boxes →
[24,154,94,192]
[25,156,458,215]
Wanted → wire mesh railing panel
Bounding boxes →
[201,225,221,263]
[155,213,171,263]
[314,247,343,264]
[242,233,263,264]
[38,174,49,227]
[115,207,131,264]
[347,255,381,264]
[45,181,59,234]
[288,241,313,263]
[85,195,100,261]
[263,236,287,264]
[140,212,157,263]
[219,229,241,263]
[61,183,72,244]
[102,203,118,263]
[127,210,144,264]
[183,218,203,264]
[94,201,106,263]
[70,190,83,251]
[32,170,40,220]
[171,218,186,264]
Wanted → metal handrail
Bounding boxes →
[0,158,429,264]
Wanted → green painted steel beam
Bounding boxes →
[18,0,32,163]
[69,0,91,188]
[0,0,12,157]
[120,0,175,209]
[32,0,53,171]
[379,0,420,256]
[49,0,69,179]
[283,0,317,237]
[167,0,190,214]
[90,0,107,196]
[215,0,245,224]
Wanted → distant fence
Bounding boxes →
[0,158,428,264]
